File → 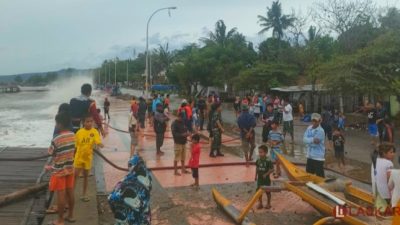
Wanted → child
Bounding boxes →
[338,112,345,131]
[255,145,274,209]
[192,107,200,132]
[74,114,104,202]
[389,157,400,208]
[47,113,76,224]
[129,111,138,157]
[332,127,345,170]
[188,134,201,187]
[268,120,284,178]
[97,109,103,127]
[371,143,395,211]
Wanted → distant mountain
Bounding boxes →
[0,68,94,82]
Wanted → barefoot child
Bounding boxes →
[255,145,274,209]
[129,111,138,157]
[268,120,284,178]
[371,143,395,211]
[332,127,345,170]
[47,113,76,224]
[188,134,201,187]
[74,114,104,202]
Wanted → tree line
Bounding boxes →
[96,0,400,98]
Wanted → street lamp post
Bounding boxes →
[145,6,177,97]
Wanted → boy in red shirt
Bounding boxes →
[189,134,201,187]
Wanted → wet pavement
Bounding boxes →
[94,92,395,225]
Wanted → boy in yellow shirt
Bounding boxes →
[74,114,103,202]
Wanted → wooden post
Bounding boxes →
[0,183,48,207]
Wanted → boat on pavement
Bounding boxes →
[276,152,374,206]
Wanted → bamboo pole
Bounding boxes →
[0,183,48,207]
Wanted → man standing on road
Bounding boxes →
[171,112,190,175]
[137,97,147,130]
[237,104,257,166]
[376,101,388,143]
[303,113,326,178]
[282,99,294,143]
[103,97,110,121]
[196,95,206,131]
[210,103,225,157]
[154,103,169,155]
[70,83,104,136]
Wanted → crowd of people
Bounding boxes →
[45,85,400,223]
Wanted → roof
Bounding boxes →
[270,84,326,92]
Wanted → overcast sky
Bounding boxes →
[0,0,398,75]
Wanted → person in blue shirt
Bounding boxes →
[303,113,326,178]
[237,104,257,166]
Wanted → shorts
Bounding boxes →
[74,158,93,170]
[368,123,378,137]
[191,168,199,178]
[283,120,294,134]
[241,136,255,153]
[257,177,271,190]
[270,148,282,162]
[174,144,186,161]
[334,149,344,159]
[130,131,138,145]
[306,158,325,178]
[49,174,75,191]
[322,124,332,141]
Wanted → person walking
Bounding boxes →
[237,104,256,166]
[103,97,110,121]
[262,103,275,144]
[282,99,294,143]
[376,101,388,143]
[303,113,326,178]
[154,103,169,155]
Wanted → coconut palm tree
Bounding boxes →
[257,0,295,40]
[201,20,238,47]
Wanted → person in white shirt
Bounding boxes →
[389,157,400,207]
[371,143,395,210]
[282,99,294,143]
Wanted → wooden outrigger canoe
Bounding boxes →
[285,182,391,225]
[212,188,262,225]
[276,153,374,205]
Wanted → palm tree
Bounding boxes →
[201,20,238,47]
[257,0,295,40]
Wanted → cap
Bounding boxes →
[311,113,321,121]
[181,99,187,104]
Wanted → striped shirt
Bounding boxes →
[268,130,284,150]
[48,131,75,176]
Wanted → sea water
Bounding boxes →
[0,76,93,147]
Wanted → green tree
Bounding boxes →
[257,0,295,40]
[320,31,400,96]
[201,20,238,47]
[379,7,400,30]
[14,75,23,84]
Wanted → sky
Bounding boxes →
[0,0,399,75]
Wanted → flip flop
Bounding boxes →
[80,196,90,202]
[65,217,76,223]
[45,206,57,214]
[265,205,271,209]
[182,170,191,174]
